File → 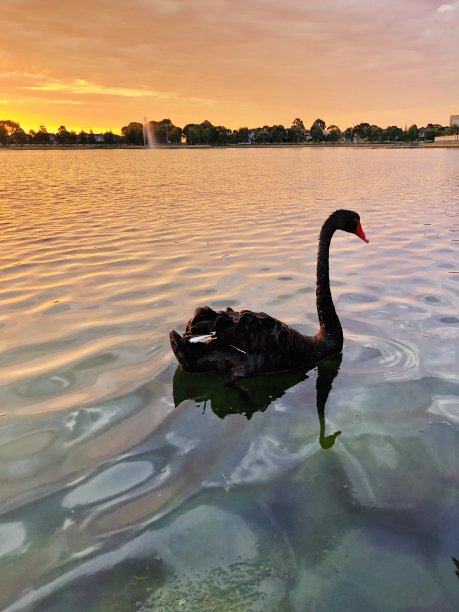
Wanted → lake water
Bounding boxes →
[0,147,458,611]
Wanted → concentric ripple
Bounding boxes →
[345,333,421,382]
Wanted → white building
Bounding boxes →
[450,115,459,126]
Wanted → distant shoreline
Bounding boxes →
[1,142,458,151]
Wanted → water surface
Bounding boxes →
[0,148,458,610]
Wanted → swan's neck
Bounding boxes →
[316,219,343,345]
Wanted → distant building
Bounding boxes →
[450,115,459,126]
[434,133,459,144]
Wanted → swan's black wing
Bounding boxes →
[170,305,317,377]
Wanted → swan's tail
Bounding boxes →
[169,330,192,370]
[170,306,249,373]
[169,328,218,371]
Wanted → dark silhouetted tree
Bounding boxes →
[35,125,51,144]
[407,124,419,141]
[310,118,326,142]
[121,122,143,145]
[326,125,341,142]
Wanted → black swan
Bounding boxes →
[170,209,368,380]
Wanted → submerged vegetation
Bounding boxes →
[1,117,458,147]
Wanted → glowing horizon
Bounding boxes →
[1,1,458,134]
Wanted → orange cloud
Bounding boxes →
[22,79,167,98]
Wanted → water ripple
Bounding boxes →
[345,333,421,381]
[1,148,459,610]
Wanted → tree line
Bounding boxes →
[1,117,458,147]
[0,120,121,146]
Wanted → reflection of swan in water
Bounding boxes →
[315,355,342,448]
[173,355,342,449]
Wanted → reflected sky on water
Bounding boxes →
[0,148,458,611]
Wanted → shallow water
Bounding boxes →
[0,147,458,611]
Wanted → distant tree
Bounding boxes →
[423,128,436,142]
[12,127,28,145]
[0,120,20,136]
[110,131,122,145]
[103,131,115,144]
[185,125,201,145]
[232,127,249,144]
[0,123,7,145]
[368,125,383,142]
[447,123,459,135]
[152,118,182,144]
[310,127,323,142]
[155,118,172,144]
[35,125,50,144]
[191,126,202,144]
[181,120,229,145]
[426,123,444,131]
[424,123,446,142]
[196,120,218,145]
[78,130,88,145]
[310,118,326,142]
[121,122,143,145]
[383,125,405,142]
[353,122,371,141]
[0,120,24,144]
[407,124,419,141]
[343,127,354,142]
[183,123,196,144]
[213,125,230,145]
[56,125,72,144]
[292,117,305,130]
[289,118,306,142]
[311,118,326,131]
[326,125,341,142]
[153,119,182,144]
[254,128,269,144]
[168,126,182,144]
[87,129,96,145]
[268,124,287,143]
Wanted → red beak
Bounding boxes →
[355,221,369,243]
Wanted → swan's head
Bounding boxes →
[332,209,369,243]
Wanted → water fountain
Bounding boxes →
[143,117,156,148]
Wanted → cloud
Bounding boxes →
[22,79,168,99]
[18,77,218,108]
[0,71,48,80]
[437,2,459,12]
[24,97,84,105]
[137,0,182,15]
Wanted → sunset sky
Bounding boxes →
[1,0,458,133]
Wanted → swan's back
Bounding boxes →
[170,305,322,378]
